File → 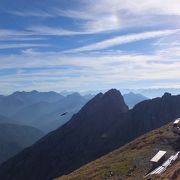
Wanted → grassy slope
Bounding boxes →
[56,123,179,180]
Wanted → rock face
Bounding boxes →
[130,92,180,135]
[0,90,180,180]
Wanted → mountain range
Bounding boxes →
[0,90,146,133]
[123,88,180,98]
[0,89,179,180]
[0,91,64,117]
[0,91,92,132]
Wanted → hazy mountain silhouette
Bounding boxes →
[131,88,180,98]
[0,91,91,132]
[12,92,89,132]
[0,91,64,118]
[0,90,180,180]
[0,123,44,164]
[123,92,148,108]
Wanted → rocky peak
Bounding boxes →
[162,92,172,99]
[79,89,128,116]
[102,89,128,113]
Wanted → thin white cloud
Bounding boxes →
[88,0,180,16]
[0,43,49,49]
[27,25,118,36]
[6,9,55,18]
[2,0,179,45]
[27,26,86,36]
[0,29,47,50]
[0,36,46,41]
[8,0,180,18]
[6,0,180,34]
[0,29,47,41]
[0,45,180,93]
[0,29,34,37]
[66,29,180,52]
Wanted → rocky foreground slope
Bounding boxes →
[56,122,180,180]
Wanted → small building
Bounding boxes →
[173,118,180,134]
[150,150,167,168]
[173,118,180,126]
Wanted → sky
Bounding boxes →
[0,0,180,94]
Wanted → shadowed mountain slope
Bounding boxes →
[57,122,179,180]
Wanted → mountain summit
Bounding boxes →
[78,89,128,116]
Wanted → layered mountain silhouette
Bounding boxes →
[0,89,180,180]
[123,92,148,108]
[0,91,64,117]
[0,123,44,164]
[0,91,90,132]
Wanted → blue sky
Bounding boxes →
[0,0,180,94]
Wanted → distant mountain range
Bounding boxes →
[0,90,146,132]
[123,92,148,108]
[0,89,179,180]
[63,88,180,99]
[0,91,93,132]
[0,90,64,117]
[131,88,180,98]
[0,123,44,164]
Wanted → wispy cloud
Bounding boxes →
[27,25,118,36]
[8,0,180,18]
[6,0,180,33]
[0,36,46,41]
[0,29,47,48]
[0,43,49,49]
[4,0,180,39]
[0,29,45,41]
[66,29,180,52]
[88,0,180,16]
[6,8,55,18]
[27,26,86,36]
[0,29,34,37]
[0,44,180,94]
